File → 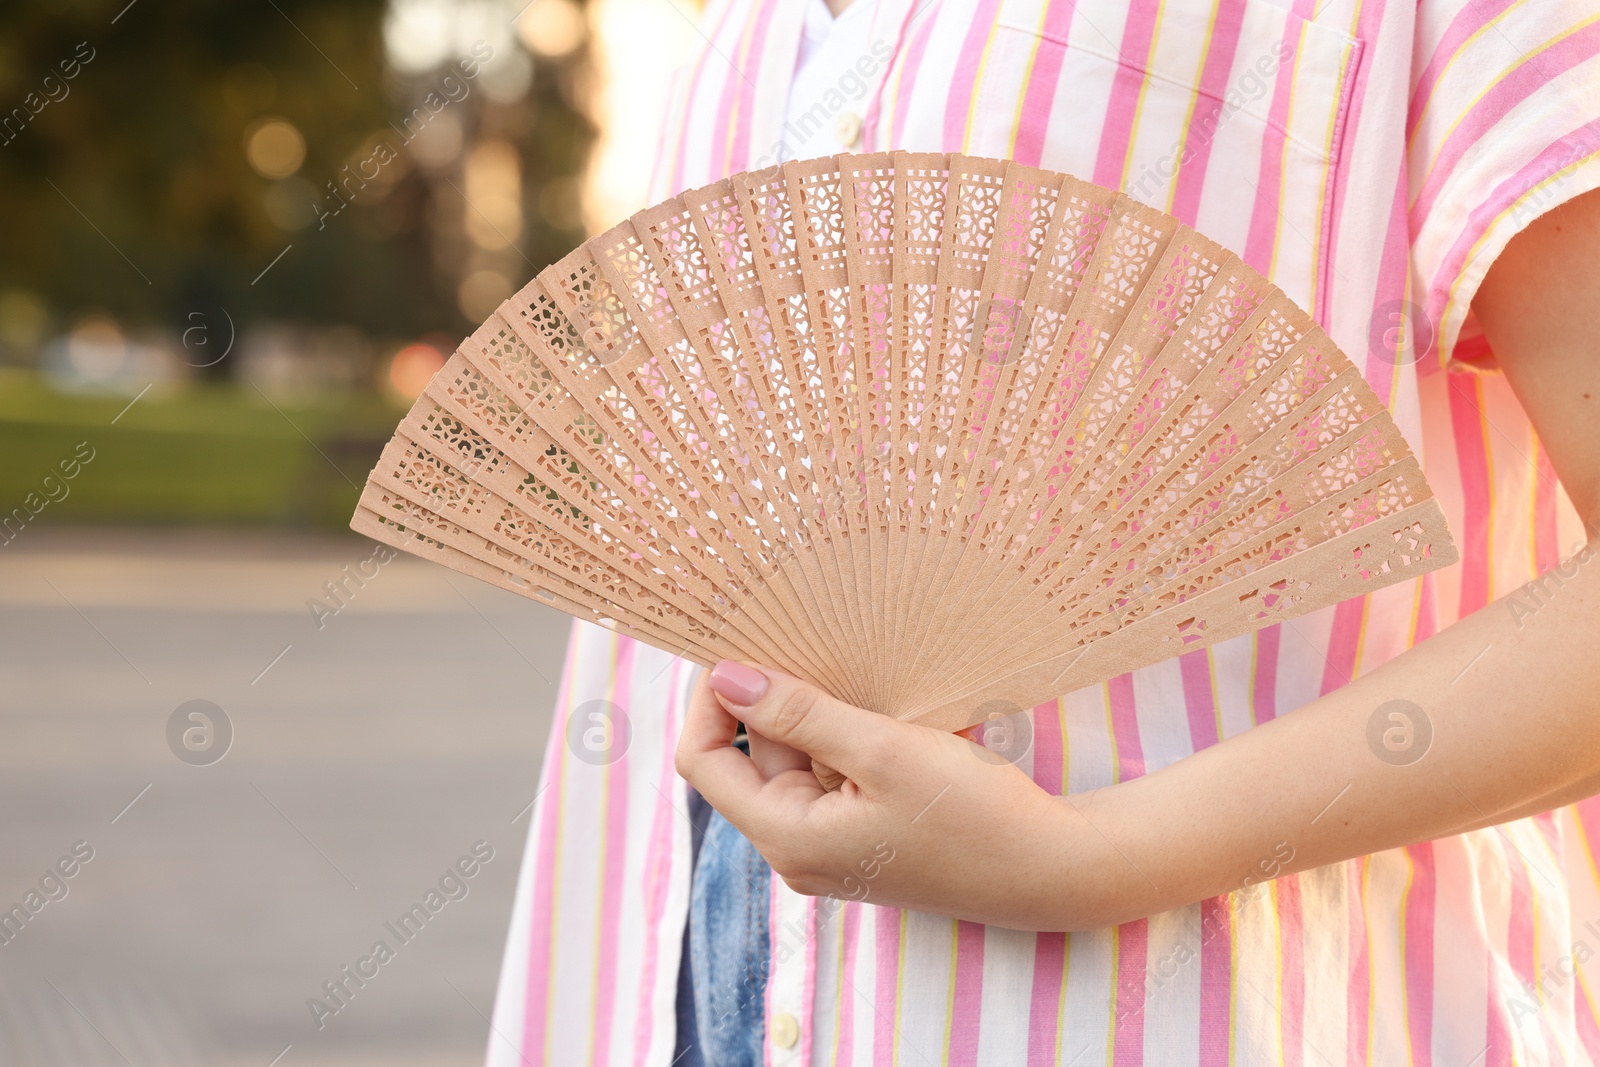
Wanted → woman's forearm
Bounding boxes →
[1073,189,1600,930]
[1082,541,1600,927]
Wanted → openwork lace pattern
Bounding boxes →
[354,151,1458,731]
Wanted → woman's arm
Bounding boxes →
[676,189,1600,932]
[1475,187,1600,525]
[1075,186,1600,924]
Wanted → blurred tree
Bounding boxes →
[0,0,594,372]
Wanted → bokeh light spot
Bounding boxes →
[518,0,587,57]
[384,0,456,72]
[464,140,523,249]
[245,119,307,180]
[457,270,513,322]
[0,290,49,353]
[263,177,319,230]
[388,343,447,400]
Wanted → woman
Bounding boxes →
[487,0,1600,1062]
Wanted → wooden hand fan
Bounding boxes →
[353,151,1457,776]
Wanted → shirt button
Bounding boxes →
[770,1009,800,1048]
[833,111,862,149]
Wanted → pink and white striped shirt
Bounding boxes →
[485,0,1600,1063]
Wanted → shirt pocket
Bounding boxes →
[948,0,1364,307]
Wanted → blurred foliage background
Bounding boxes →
[0,6,702,1063]
[0,0,598,529]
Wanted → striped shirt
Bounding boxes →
[484,0,1600,1063]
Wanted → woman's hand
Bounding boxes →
[674,660,1136,931]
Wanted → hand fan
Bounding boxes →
[353,150,1457,781]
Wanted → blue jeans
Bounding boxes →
[673,777,771,1067]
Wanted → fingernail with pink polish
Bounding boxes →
[709,660,769,706]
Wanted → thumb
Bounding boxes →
[706,661,898,784]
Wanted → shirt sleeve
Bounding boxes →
[1408,1,1600,371]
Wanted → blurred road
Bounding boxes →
[0,527,571,1067]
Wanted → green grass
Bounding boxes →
[0,370,406,529]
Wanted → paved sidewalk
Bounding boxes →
[0,527,570,1067]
